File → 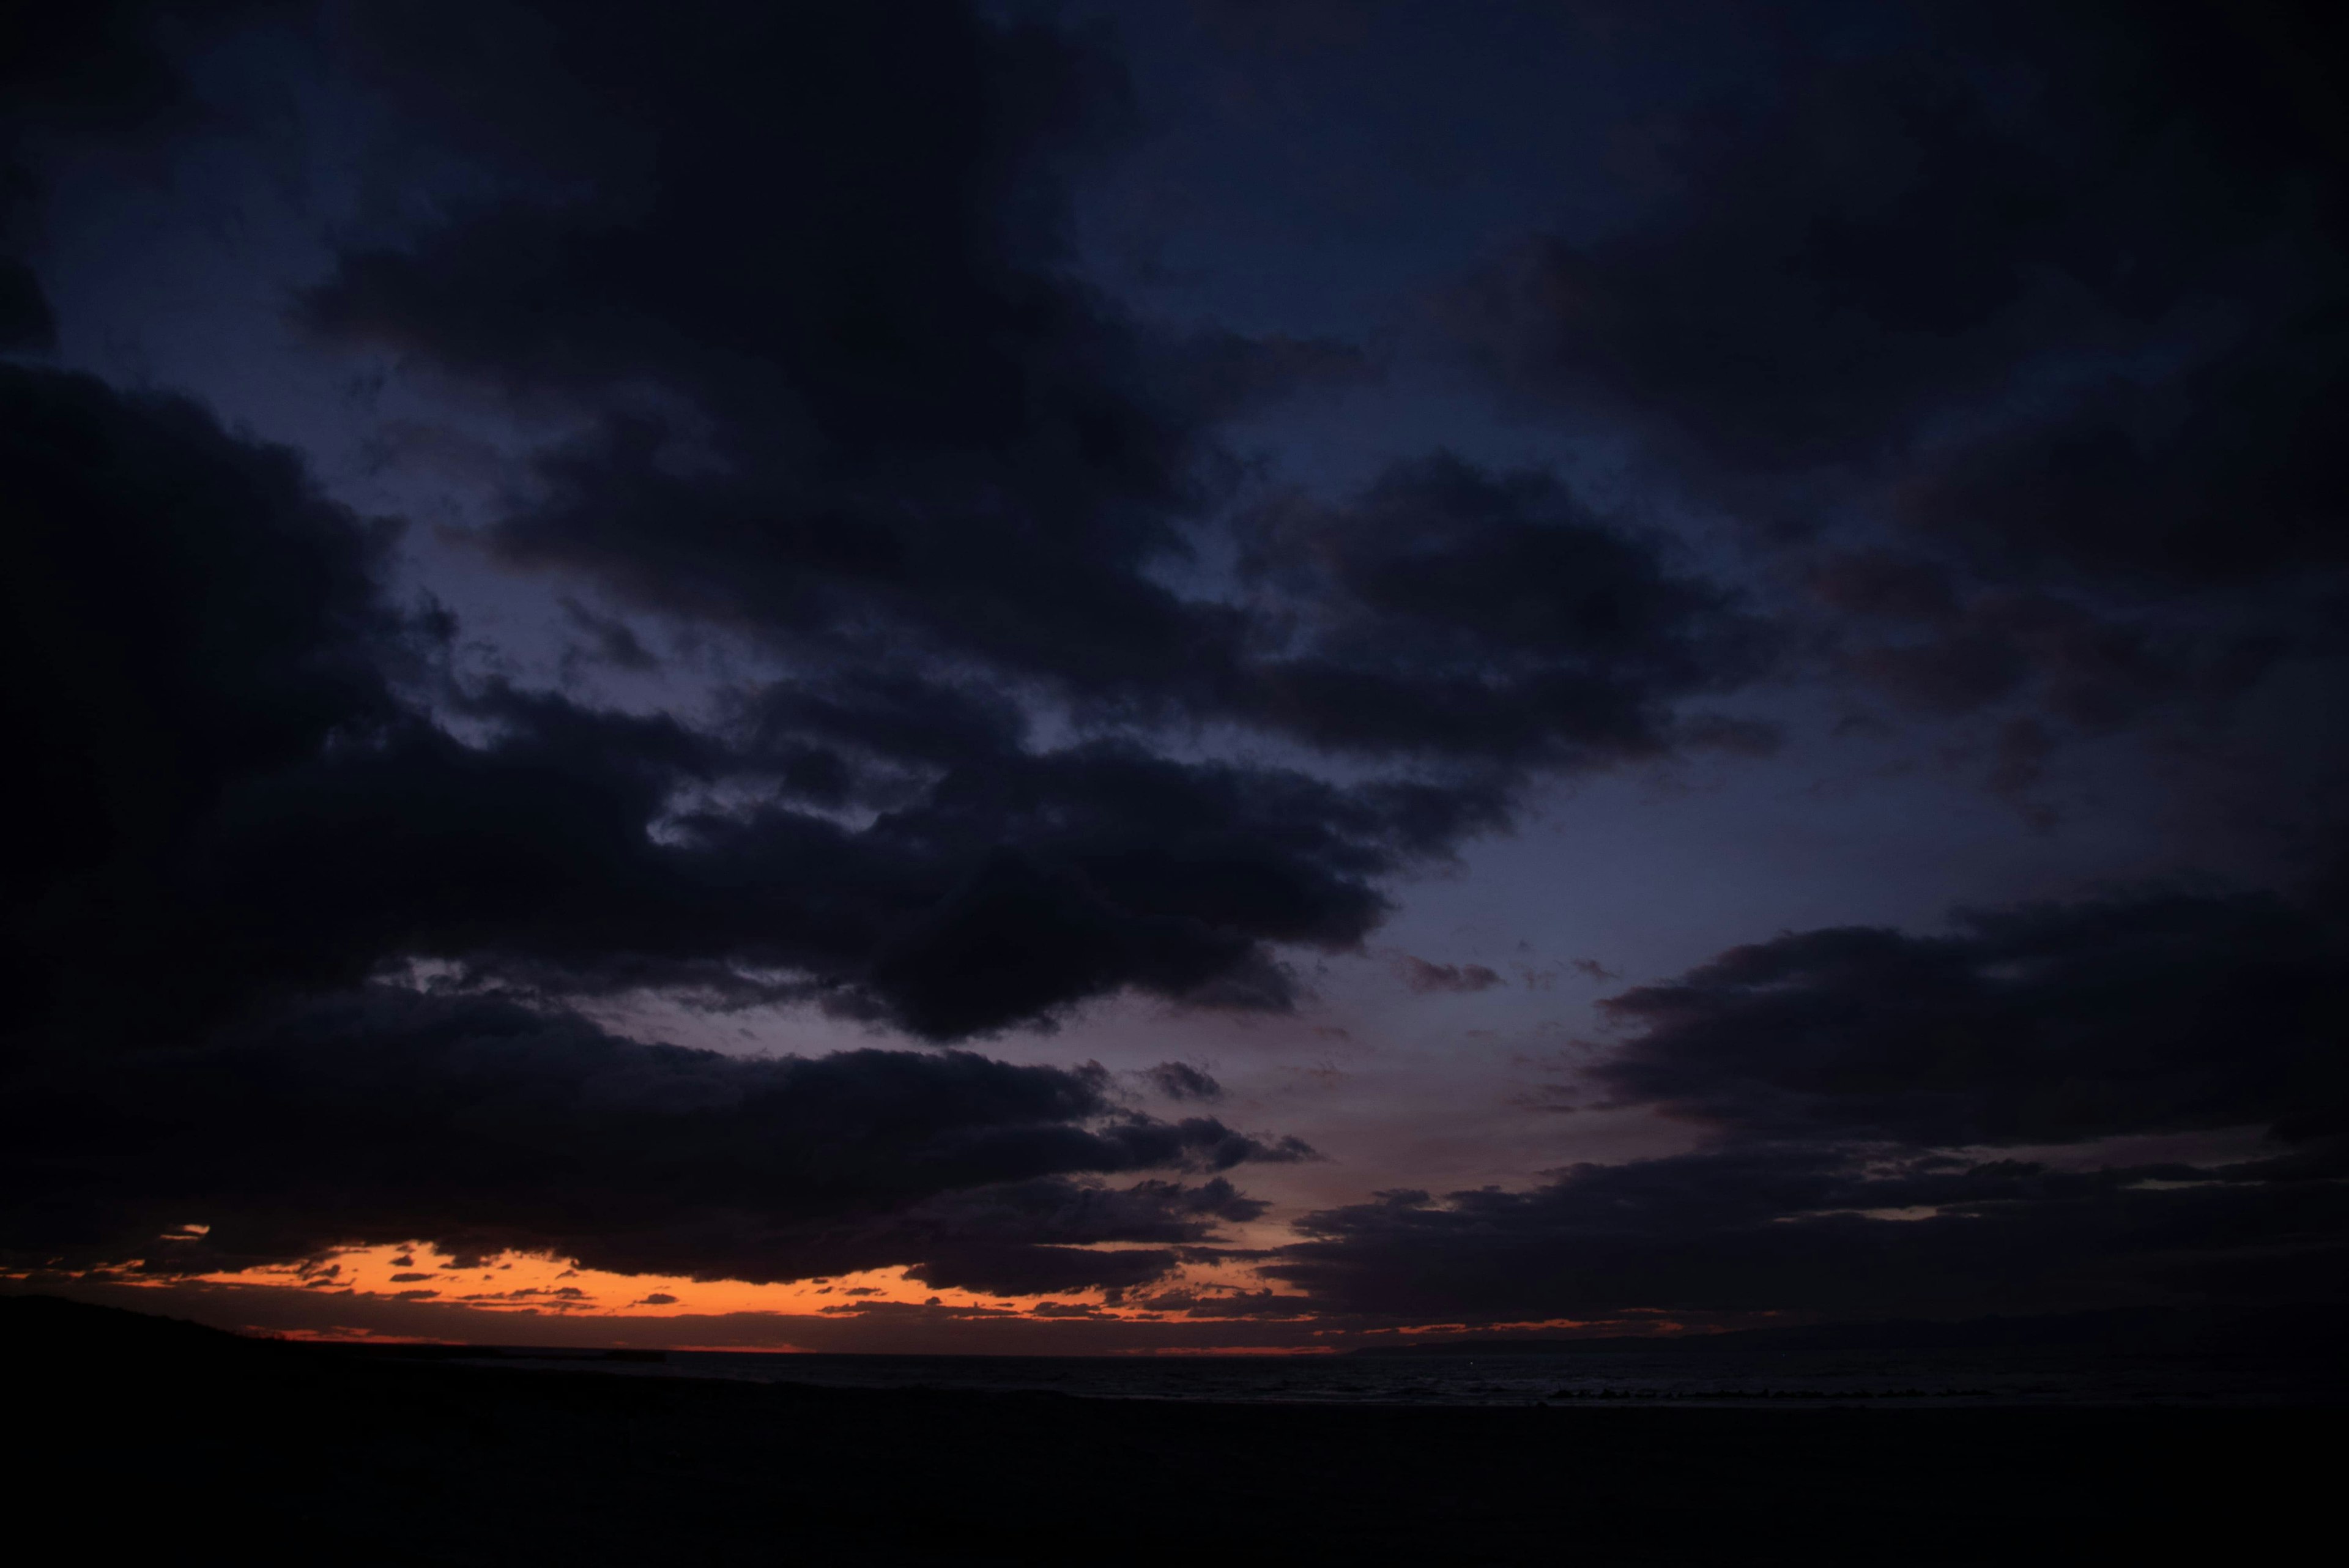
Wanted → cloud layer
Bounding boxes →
[4,0,2343,1325]
[1,988,1302,1294]
[1448,0,2349,778]
[1274,880,2349,1321]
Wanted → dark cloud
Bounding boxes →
[1898,310,2349,590]
[1144,1062,1224,1102]
[0,363,417,1057]
[292,4,1762,773]
[0,365,1523,1049]
[0,0,1772,1083]
[1453,2,2346,500]
[1454,61,2045,474]
[236,715,1472,1039]
[0,358,1356,1285]
[1812,551,2294,742]
[1273,880,2349,1321]
[21,0,2339,1341]
[1393,956,1505,995]
[830,750,1450,1038]
[0,989,1294,1291]
[1445,1,2349,757]
[1,3,299,349]
[555,597,658,677]
[1234,455,1775,765]
[1592,885,2349,1148]
[300,0,1283,711]
[1274,1140,2349,1320]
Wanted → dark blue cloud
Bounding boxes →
[1271,879,2349,1321]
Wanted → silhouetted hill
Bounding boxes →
[1,1290,253,1353]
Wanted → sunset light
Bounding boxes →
[6,1,2343,1558]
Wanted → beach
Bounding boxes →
[10,1295,2328,1565]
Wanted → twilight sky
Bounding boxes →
[4,0,2344,1352]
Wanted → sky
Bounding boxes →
[2,0,2344,1353]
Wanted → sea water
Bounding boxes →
[451,1345,2343,1406]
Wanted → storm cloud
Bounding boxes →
[298,1,1767,765]
[1593,885,2349,1148]
[4,0,2342,1332]
[0,988,1302,1293]
[1273,1140,2349,1321]
[1448,0,2349,758]
[0,364,1525,1051]
[1272,880,2349,1322]
[4,1,1769,1065]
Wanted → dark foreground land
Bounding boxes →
[5,1296,2333,1566]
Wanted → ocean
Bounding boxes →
[445,1343,2343,1407]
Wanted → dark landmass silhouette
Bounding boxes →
[1348,1304,2349,1356]
[5,1294,2330,1566]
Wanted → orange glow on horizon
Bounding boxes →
[180,1243,1100,1321]
[10,1238,1299,1342]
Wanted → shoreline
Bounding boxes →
[12,1295,2334,1564]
